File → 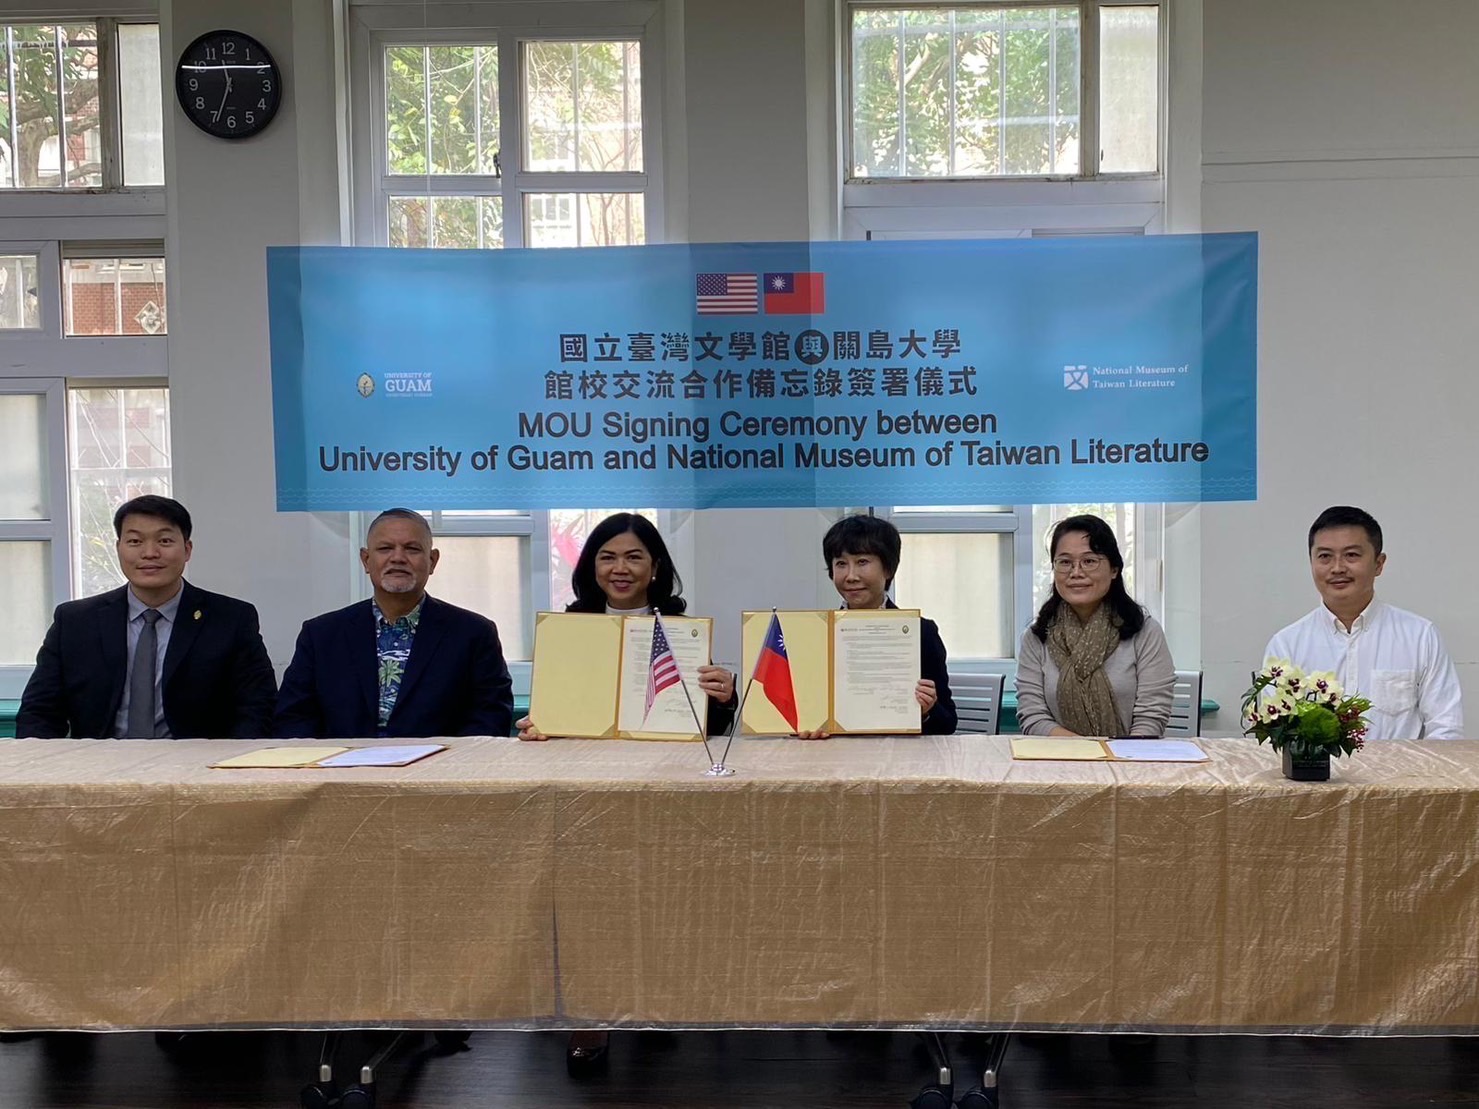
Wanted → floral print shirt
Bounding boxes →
[374,599,423,734]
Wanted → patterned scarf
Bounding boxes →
[1046,602,1125,737]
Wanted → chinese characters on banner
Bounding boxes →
[268,235,1257,510]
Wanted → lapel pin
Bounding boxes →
[194,610,202,620]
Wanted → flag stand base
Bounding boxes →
[703,764,736,777]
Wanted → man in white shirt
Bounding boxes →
[1263,505,1463,740]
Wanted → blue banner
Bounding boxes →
[268,235,1256,510]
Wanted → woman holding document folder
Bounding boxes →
[516,513,736,1073]
[798,513,956,737]
[517,513,738,744]
[1015,513,1174,737]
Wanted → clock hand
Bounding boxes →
[216,72,233,117]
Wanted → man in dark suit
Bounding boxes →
[17,495,277,739]
[275,508,514,738]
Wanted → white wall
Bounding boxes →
[1197,0,1479,731]
[163,0,352,666]
[152,0,1479,730]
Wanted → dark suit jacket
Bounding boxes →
[16,581,277,739]
[274,595,514,739]
[886,599,957,735]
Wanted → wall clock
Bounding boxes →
[175,29,281,140]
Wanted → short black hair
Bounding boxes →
[1308,505,1382,556]
[366,508,432,543]
[822,514,902,587]
[113,495,192,540]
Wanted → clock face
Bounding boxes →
[174,30,281,140]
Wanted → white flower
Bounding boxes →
[1262,694,1297,721]
[1307,671,1343,703]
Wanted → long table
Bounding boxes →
[1,736,1475,1034]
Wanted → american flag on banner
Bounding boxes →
[644,614,684,722]
[695,272,759,315]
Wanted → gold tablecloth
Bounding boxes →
[0,736,1475,1033]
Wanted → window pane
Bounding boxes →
[1099,6,1159,174]
[384,46,428,175]
[0,541,50,664]
[64,257,167,335]
[119,24,163,186]
[0,24,101,188]
[0,393,46,520]
[524,192,643,248]
[428,45,477,175]
[59,22,100,187]
[1031,503,1136,612]
[3,25,61,187]
[385,43,498,177]
[428,535,530,660]
[896,532,1014,658]
[388,195,503,249]
[0,253,40,329]
[524,40,642,173]
[850,7,1079,178]
[68,386,171,597]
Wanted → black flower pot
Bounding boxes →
[1281,745,1331,781]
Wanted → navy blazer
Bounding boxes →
[16,581,277,739]
[275,594,514,739]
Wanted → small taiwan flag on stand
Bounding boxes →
[751,611,799,732]
[763,272,825,315]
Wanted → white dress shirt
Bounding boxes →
[1263,600,1463,740]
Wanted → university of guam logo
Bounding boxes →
[356,373,375,398]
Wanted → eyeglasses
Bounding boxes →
[1052,555,1106,575]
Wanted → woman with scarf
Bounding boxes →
[1016,514,1174,737]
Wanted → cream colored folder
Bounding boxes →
[528,613,622,738]
[528,612,712,741]
[212,746,349,768]
[738,609,922,735]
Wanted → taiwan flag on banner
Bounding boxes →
[763,272,825,315]
[752,611,799,731]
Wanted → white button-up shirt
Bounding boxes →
[1263,600,1463,740]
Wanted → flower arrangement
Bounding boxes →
[1241,660,1371,758]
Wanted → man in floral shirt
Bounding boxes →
[275,509,513,738]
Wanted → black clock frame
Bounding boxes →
[174,29,282,140]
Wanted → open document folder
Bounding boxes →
[527,612,713,741]
[738,609,922,735]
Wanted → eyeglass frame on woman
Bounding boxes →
[1051,555,1107,575]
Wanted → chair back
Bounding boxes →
[1165,669,1204,738]
[951,672,1007,735]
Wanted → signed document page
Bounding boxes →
[830,609,921,735]
[616,616,712,741]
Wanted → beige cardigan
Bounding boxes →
[1015,613,1176,736]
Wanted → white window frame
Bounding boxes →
[844,1,1169,663]
[0,376,69,694]
[0,10,165,199]
[844,0,1165,186]
[348,2,668,687]
[0,7,168,693]
[348,1,665,250]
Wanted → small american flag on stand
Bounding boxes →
[644,614,684,722]
[696,272,759,315]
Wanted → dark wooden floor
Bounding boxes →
[2,1029,1477,1108]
